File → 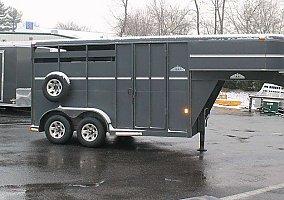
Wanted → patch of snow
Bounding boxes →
[46,71,71,84]
[214,90,258,110]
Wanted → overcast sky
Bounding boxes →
[1,0,190,33]
[3,0,283,34]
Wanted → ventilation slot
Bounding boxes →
[34,58,58,63]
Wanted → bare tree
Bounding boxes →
[112,0,193,36]
[193,0,200,35]
[280,10,284,33]
[55,21,90,31]
[124,9,154,36]
[194,0,228,35]
[210,0,227,34]
[111,0,129,36]
[120,0,129,36]
[148,0,193,35]
[117,0,128,37]
[219,0,226,34]
[113,0,284,36]
[149,0,166,35]
[227,0,284,34]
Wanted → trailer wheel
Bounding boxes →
[76,118,106,148]
[42,72,70,102]
[44,115,73,144]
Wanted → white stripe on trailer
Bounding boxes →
[35,77,87,80]
[190,54,284,58]
[266,54,284,58]
[169,77,188,80]
[151,77,165,80]
[115,132,143,136]
[35,76,189,80]
[69,77,86,80]
[136,77,149,80]
[88,77,115,80]
[117,77,131,80]
[34,77,45,80]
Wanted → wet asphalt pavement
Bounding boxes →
[0,108,283,200]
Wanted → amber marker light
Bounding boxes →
[259,37,266,40]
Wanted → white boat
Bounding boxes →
[252,83,284,111]
[255,83,284,98]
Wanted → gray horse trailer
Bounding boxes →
[0,44,32,107]
[30,35,284,149]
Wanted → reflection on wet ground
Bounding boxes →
[0,135,207,199]
[0,108,30,125]
[0,107,283,199]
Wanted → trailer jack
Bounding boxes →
[197,108,208,152]
[198,130,207,152]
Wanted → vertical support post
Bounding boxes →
[114,44,117,127]
[165,43,169,131]
[148,44,151,129]
[198,109,207,152]
[57,45,60,71]
[198,130,206,152]
[86,45,89,107]
[260,98,263,112]
[132,44,135,128]
[249,97,252,113]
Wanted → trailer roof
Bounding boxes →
[0,31,77,39]
[33,34,284,47]
[0,41,32,47]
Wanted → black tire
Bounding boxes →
[76,118,106,148]
[44,115,73,144]
[42,72,70,102]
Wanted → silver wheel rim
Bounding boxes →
[49,121,65,139]
[46,79,62,97]
[81,123,98,142]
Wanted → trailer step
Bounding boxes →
[115,132,143,136]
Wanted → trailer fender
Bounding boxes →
[42,71,70,102]
[39,110,71,132]
[39,106,111,132]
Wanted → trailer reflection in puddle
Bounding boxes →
[20,136,207,199]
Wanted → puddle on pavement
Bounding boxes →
[0,187,26,200]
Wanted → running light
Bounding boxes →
[184,108,189,114]
[29,127,39,132]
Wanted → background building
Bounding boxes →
[0,31,76,42]
[0,21,113,43]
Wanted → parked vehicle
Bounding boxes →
[0,43,32,108]
[252,83,284,113]
[30,34,284,149]
[256,83,284,98]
